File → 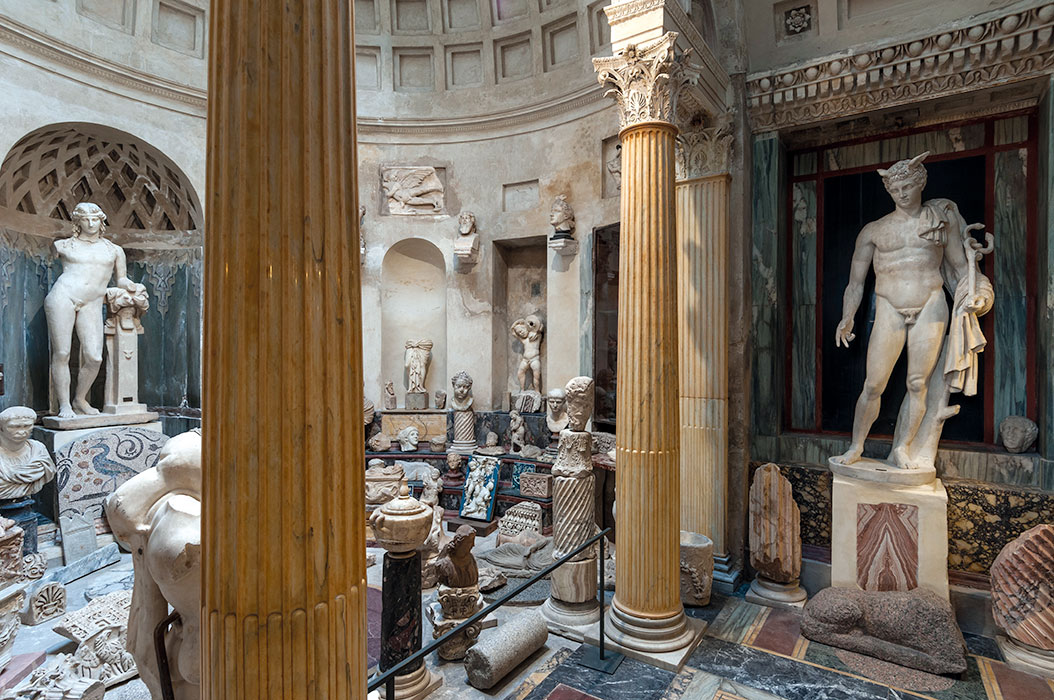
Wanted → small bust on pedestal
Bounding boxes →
[0,407,57,555]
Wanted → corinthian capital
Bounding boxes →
[676,117,734,180]
[592,32,694,131]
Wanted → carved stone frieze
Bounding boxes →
[676,118,734,180]
[746,4,1054,131]
[593,33,694,130]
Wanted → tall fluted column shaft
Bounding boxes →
[611,120,686,636]
[203,0,366,698]
[677,175,730,554]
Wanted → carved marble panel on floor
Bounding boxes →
[498,502,543,546]
[53,427,166,526]
[51,590,137,687]
[21,582,66,626]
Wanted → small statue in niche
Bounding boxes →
[0,407,56,500]
[550,195,575,240]
[833,153,994,472]
[508,410,527,454]
[396,426,420,452]
[383,381,397,411]
[45,203,140,419]
[511,315,545,394]
[453,212,480,264]
[404,340,433,395]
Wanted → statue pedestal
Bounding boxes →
[39,412,159,432]
[32,422,163,455]
[830,467,949,601]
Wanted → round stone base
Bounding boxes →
[540,596,600,630]
[996,635,1054,679]
[379,663,443,700]
[604,598,695,653]
[828,456,935,486]
[747,576,807,605]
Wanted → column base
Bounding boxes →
[449,441,476,455]
[832,474,949,601]
[745,576,807,610]
[711,553,742,595]
[379,663,443,700]
[539,597,600,642]
[588,605,705,672]
[996,636,1054,679]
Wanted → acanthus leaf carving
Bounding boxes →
[592,33,696,130]
[676,117,734,179]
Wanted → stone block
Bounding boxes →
[405,392,429,411]
[832,474,948,600]
[380,412,447,443]
[519,472,552,499]
[59,514,98,564]
[0,652,45,690]
[465,610,548,690]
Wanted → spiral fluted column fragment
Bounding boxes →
[202,0,366,697]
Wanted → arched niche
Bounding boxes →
[0,122,203,417]
[381,239,447,405]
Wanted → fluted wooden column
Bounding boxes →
[676,137,731,557]
[594,34,695,655]
[202,1,366,698]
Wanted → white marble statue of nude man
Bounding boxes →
[45,203,137,419]
[511,315,544,393]
[834,153,992,470]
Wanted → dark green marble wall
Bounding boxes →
[0,228,202,420]
[750,134,786,454]
[790,180,817,430]
[1039,79,1054,461]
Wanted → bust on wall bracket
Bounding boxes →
[453,211,480,266]
[548,194,578,256]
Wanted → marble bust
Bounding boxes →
[454,212,480,264]
[550,195,575,240]
[0,407,56,500]
[46,203,138,418]
[397,426,420,452]
[564,376,595,432]
[546,388,569,434]
[834,153,994,473]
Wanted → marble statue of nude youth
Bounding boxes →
[45,203,137,418]
[834,153,991,471]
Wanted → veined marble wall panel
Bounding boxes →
[750,134,785,445]
[0,235,52,412]
[1039,80,1054,462]
[993,147,1029,431]
[789,180,816,430]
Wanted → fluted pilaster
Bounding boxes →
[676,142,730,554]
[595,33,695,655]
[203,0,366,698]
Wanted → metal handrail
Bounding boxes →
[368,526,613,695]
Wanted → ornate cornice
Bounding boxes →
[676,118,734,179]
[746,2,1054,132]
[592,33,695,130]
[0,15,206,112]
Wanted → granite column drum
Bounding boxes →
[201,0,368,697]
[676,172,731,575]
[593,34,700,662]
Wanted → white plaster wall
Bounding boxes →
[359,104,621,410]
[0,48,206,207]
[743,0,1020,72]
[0,0,209,90]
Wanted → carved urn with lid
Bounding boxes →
[368,480,433,553]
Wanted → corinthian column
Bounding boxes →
[203,1,367,698]
[676,124,733,585]
[593,33,703,667]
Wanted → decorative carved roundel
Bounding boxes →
[0,123,202,231]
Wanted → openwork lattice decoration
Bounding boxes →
[0,124,201,231]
